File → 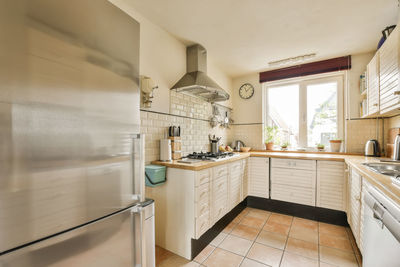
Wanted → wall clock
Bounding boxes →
[239,83,254,99]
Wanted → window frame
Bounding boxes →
[262,72,344,149]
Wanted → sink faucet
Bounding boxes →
[393,134,400,161]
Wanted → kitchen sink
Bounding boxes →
[362,162,400,177]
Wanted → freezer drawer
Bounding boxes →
[0,202,154,267]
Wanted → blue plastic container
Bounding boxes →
[145,165,166,187]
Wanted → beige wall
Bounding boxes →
[110,0,234,162]
[110,0,232,113]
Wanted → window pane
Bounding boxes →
[268,84,299,147]
[307,82,337,147]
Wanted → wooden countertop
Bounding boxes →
[151,153,250,171]
[344,157,400,207]
[151,151,400,206]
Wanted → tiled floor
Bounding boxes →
[156,208,362,267]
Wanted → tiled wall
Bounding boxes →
[141,92,233,163]
[231,124,264,150]
[345,118,383,154]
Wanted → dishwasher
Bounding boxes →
[363,183,400,267]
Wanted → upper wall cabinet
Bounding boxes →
[379,27,400,115]
[362,26,400,117]
[365,52,380,116]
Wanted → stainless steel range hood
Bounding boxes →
[171,44,230,103]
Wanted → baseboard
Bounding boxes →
[246,196,348,226]
[191,200,246,260]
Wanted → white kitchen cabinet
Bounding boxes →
[348,167,363,249]
[228,161,242,210]
[248,157,269,198]
[316,161,346,211]
[271,158,316,206]
[379,27,400,115]
[241,159,249,200]
[212,166,228,224]
[366,52,380,116]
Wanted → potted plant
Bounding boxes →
[330,139,343,152]
[265,126,279,150]
[317,143,325,151]
[281,142,289,151]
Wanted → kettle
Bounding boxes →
[365,139,380,157]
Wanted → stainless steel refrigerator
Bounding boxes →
[0,0,155,266]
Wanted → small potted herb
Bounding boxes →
[281,142,289,151]
[317,143,325,151]
[265,126,279,150]
[329,139,343,152]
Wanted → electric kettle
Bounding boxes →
[364,139,380,157]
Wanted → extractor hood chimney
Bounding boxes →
[171,44,230,103]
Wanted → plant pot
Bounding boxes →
[265,142,274,150]
[330,140,342,152]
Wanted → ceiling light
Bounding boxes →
[268,53,317,67]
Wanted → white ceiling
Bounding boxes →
[126,0,399,77]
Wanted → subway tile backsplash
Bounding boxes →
[140,92,232,163]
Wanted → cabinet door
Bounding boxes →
[379,27,400,114]
[242,159,249,200]
[228,161,242,210]
[316,161,346,211]
[248,157,269,198]
[211,175,228,224]
[349,168,362,246]
[367,52,380,115]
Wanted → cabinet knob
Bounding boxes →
[394,91,400,95]
[373,103,378,106]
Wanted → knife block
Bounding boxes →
[168,137,182,159]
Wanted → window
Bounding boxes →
[263,74,343,149]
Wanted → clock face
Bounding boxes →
[239,83,254,99]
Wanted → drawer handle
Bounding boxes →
[200,191,206,197]
[218,183,223,189]
[200,176,208,182]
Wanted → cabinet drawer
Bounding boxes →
[229,161,242,176]
[213,165,228,179]
[271,158,316,170]
[195,200,210,218]
[195,211,210,239]
[271,168,316,188]
[195,182,210,203]
[213,176,227,197]
[271,183,315,206]
[195,169,211,186]
[212,204,225,223]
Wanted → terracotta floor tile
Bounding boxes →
[289,225,318,244]
[246,242,283,267]
[319,232,353,251]
[256,230,287,250]
[280,251,319,267]
[232,213,246,223]
[202,248,243,267]
[156,246,175,265]
[262,220,290,236]
[230,224,260,241]
[320,246,358,267]
[210,232,227,247]
[240,258,270,267]
[267,213,293,226]
[193,245,215,264]
[240,216,266,229]
[285,237,318,260]
[222,221,238,234]
[292,217,318,231]
[218,234,252,256]
[156,246,199,267]
[319,262,337,267]
[319,222,348,238]
[247,209,271,220]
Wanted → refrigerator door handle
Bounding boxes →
[132,134,145,202]
[131,205,146,267]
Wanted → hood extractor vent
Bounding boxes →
[171,44,230,103]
